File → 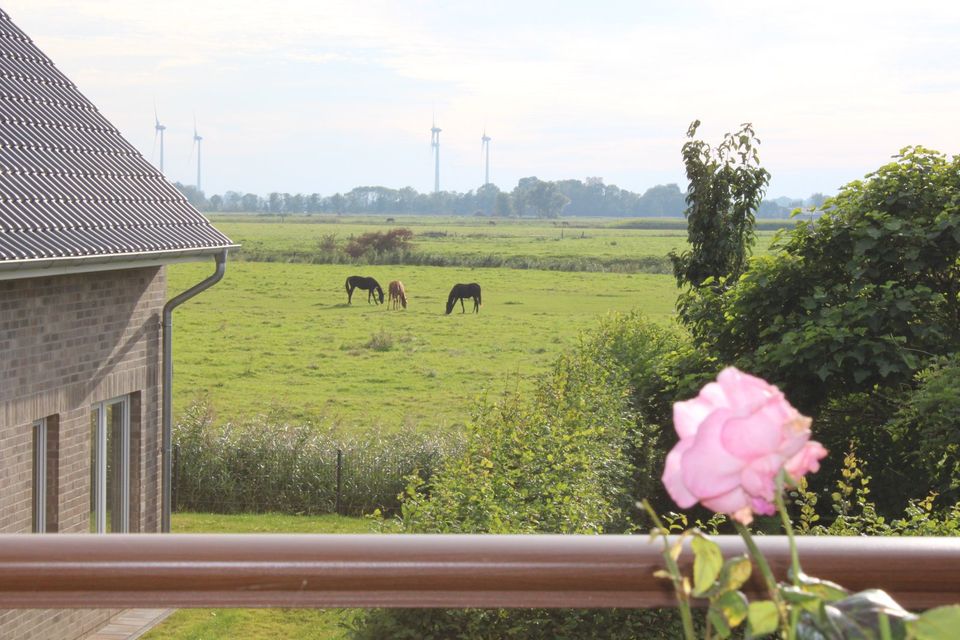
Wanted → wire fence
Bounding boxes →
[171,404,462,516]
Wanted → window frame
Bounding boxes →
[90,396,131,534]
[32,418,47,534]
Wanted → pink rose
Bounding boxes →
[661,367,827,525]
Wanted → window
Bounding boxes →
[32,415,59,533]
[32,419,46,533]
[90,396,131,533]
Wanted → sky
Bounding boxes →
[5,0,959,199]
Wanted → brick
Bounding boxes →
[0,267,166,639]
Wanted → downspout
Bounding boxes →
[162,250,227,533]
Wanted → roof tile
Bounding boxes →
[0,9,232,264]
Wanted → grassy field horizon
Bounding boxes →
[203,214,782,271]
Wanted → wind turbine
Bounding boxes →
[154,106,166,173]
[481,129,491,186]
[431,116,441,194]
[192,117,203,191]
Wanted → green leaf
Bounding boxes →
[907,605,960,639]
[781,586,825,615]
[798,573,849,602]
[714,590,749,627]
[719,555,752,592]
[747,600,780,637]
[692,533,724,596]
[708,607,732,639]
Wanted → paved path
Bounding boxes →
[80,609,174,640]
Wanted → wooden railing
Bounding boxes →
[0,534,957,609]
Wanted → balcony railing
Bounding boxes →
[0,534,957,609]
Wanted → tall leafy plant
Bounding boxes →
[670,120,770,289]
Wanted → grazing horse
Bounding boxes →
[445,283,481,314]
[345,275,384,305]
[388,280,407,310]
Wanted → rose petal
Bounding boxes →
[673,398,713,439]
[701,486,751,517]
[750,496,776,516]
[740,454,784,501]
[720,408,784,459]
[717,367,776,414]
[784,441,828,483]
[698,381,730,410]
[679,409,745,500]
[662,439,697,508]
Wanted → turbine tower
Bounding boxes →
[431,117,441,194]
[192,118,203,191]
[154,107,166,173]
[481,129,491,186]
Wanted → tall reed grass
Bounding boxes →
[173,400,463,516]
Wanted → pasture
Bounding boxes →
[208,214,780,267]
[168,260,678,428]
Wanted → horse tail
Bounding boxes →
[476,285,482,306]
[345,278,351,294]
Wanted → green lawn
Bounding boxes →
[168,261,679,428]
[140,513,369,640]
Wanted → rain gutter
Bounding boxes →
[161,249,228,533]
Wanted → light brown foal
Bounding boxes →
[388,280,407,310]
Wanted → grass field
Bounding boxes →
[207,214,780,266]
[141,513,368,640]
[168,261,679,428]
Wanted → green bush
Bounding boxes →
[344,228,414,258]
[673,146,960,516]
[792,449,960,537]
[351,323,682,638]
[577,311,717,516]
[173,400,462,516]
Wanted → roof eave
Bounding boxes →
[0,244,240,281]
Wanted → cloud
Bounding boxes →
[3,0,959,195]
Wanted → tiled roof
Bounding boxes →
[0,8,233,264]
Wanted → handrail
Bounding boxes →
[0,534,957,609]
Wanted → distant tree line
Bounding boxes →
[174,178,825,219]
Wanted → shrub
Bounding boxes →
[173,399,462,516]
[344,228,414,258]
[351,325,680,638]
[792,449,960,537]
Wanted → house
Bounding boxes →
[0,8,233,639]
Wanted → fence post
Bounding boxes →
[335,448,343,516]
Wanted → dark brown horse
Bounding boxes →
[445,283,481,314]
[346,276,384,304]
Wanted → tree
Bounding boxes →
[636,183,686,216]
[669,120,770,288]
[512,177,570,218]
[240,192,261,212]
[173,182,206,209]
[494,191,513,217]
[677,147,960,509]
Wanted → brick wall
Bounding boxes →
[0,266,165,640]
